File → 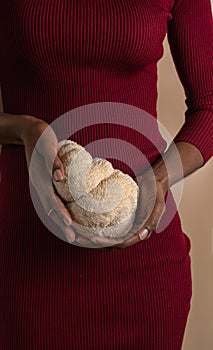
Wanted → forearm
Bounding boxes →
[151,141,205,191]
[0,112,38,145]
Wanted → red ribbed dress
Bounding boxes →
[0,1,212,349]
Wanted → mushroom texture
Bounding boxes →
[53,140,139,241]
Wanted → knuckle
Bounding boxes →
[149,220,157,231]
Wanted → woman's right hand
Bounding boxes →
[19,115,75,243]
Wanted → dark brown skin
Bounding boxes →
[0,112,204,248]
[0,112,75,242]
[105,141,204,250]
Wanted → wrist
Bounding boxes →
[0,112,42,145]
[19,115,47,144]
[152,156,169,193]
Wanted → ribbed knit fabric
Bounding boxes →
[0,1,212,349]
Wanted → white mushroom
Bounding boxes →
[53,140,139,240]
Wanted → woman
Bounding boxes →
[0,0,212,349]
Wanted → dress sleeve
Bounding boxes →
[167,0,213,164]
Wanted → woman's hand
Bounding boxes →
[100,141,204,251]
[103,169,168,250]
[20,116,75,243]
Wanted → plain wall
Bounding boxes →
[0,7,213,349]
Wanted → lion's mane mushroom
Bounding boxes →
[53,140,139,241]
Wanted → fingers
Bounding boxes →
[137,194,166,240]
[75,234,122,249]
[47,208,75,243]
[91,236,122,247]
[42,187,74,242]
[31,160,71,227]
[29,150,73,242]
[25,125,73,243]
[106,234,140,250]
[75,235,95,248]
[53,191,72,226]
[107,185,166,250]
[52,155,64,181]
[34,125,65,182]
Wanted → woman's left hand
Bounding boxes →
[102,167,168,250]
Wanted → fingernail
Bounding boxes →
[139,228,149,240]
[53,169,63,181]
[65,227,75,243]
[63,217,72,226]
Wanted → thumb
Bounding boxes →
[52,156,64,182]
[138,200,166,240]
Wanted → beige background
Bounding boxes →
[0,14,213,350]
[157,37,213,350]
